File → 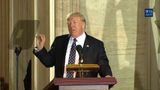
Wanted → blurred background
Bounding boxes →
[0,0,160,90]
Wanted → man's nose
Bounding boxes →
[70,23,75,27]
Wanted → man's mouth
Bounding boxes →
[71,28,76,31]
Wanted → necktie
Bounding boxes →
[66,38,77,78]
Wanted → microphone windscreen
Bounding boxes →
[76,45,82,54]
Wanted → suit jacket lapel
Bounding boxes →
[62,35,70,63]
[83,34,91,63]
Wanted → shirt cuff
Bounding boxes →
[34,47,41,53]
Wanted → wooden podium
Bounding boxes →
[44,64,116,90]
[44,77,117,90]
[66,64,100,78]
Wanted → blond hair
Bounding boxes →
[66,12,86,24]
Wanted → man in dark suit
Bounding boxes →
[33,12,112,89]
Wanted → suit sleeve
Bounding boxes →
[98,42,112,77]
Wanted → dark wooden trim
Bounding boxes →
[53,77,117,86]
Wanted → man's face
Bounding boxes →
[67,16,85,38]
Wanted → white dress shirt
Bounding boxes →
[63,32,86,78]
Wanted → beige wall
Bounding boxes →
[33,0,50,90]
[0,0,9,89]
[135,0,151,90]
[150,0,160,90]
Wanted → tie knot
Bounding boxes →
[73,38,77,42]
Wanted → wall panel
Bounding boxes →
[0,0,9,89]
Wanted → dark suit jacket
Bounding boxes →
[33,34,112,78]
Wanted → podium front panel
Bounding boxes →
[59,85,108,90]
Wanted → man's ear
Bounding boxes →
[82,23,85,29]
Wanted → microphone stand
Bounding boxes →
[76,45,84,78]
[14,47,22,90]
[79,54,84,78]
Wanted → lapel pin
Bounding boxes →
[86,45,89,47]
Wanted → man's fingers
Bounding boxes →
[35,34,46,50]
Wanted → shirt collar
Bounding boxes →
[70,32,86,47]
[76,32,86,43]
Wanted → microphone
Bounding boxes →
[76,45,83,64]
